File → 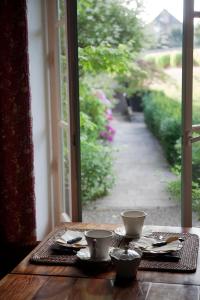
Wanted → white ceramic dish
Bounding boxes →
[76,247,112,262]
[114,226,152,238]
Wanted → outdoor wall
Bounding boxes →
[27,0,52,240]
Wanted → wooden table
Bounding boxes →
[0,222,200,299]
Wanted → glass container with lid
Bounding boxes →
[110,246,141,279]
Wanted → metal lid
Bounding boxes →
[110,246,141,261]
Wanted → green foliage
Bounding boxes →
[156,54,171,68]
[78,0,144,50]
[116,59,164,96]
[169,28,182,48]
[167,179,181,201]
[143,91,181,164]
[170,53,182,67]
[194,49,200,66]
[81,139,115,203]
[168,179,200,219]
[143,90,200,164]
[143,90,200,217]
[194,22,200,47]
[79,82,115,202]
[79,83,106,136]
[79,44,130,76]
[145,50,200,69]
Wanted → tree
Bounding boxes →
[194,22,200,47]
[169,27,182,48]
[78,0,144,51]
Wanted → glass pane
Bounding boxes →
[192,11,200,226]
[57,0,70,215]
[57,0,65,20]
[194,0,200,12]
[61,127,70,213]
[58,24,69,122]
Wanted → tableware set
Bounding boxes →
[53,210,183,279]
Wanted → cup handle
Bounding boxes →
[92,238,97,259]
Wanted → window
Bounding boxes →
[45,0,81,225]
[45,0,199,227]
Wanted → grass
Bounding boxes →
[149,67,200,105]
[145,48,200,105]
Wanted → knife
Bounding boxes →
[67,237,82,244]
[152,236,180,247]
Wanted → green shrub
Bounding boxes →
[143,90,200,164]
[80,83,106,138]
[156,54,171,68]
[168,179,200,219]
[79,82,115,203]
[143,91,181,164]
[143,90,200,216]
[170,52,182,67]
[194,49,200,66]
[81,139,115,203]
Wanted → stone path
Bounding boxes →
[83,113,200,227]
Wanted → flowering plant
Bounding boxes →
[95,89,116,142]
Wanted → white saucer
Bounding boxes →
[114,226,152,239]
[76,247,111,262]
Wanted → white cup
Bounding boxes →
[121,210,147,237]
[84,229,113,260]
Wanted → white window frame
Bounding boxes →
[45,0,81,226]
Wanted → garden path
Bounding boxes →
[83,112,200,227]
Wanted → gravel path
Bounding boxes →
[83,113,200,227]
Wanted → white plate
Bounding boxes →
[114,226,152,239]
[132,237,183,254]
[76,247,111,262]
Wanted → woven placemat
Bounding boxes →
[129,232,199,273]
[30,229,199,273]
[30,228,122,266]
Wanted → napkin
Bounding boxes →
[55,230,87,248]
[132,236,183,254]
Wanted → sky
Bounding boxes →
[124,0,186,23]
[141,0,183,23]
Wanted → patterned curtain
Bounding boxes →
[0,0,36,246]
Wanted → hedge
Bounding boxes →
[143,90,200,217]
[143,90,200,164]
[143,91,181,164]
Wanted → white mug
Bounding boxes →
[121,210,147,237]
[84,229,113,260]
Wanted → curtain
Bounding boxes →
[0,0,36,246]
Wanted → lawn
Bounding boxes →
[145,48,200,106]
[150,67,200,106]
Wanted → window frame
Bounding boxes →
[45,0,81,225]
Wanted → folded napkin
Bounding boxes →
[55,230,87,248]
[132,236,183,254]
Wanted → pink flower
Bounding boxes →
[100,124,116,142]
[95,90,111,107]
[106,108,113,120]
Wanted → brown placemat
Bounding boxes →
[30,229,199,273]
[30,228,122,266]
[129,232,199,273]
